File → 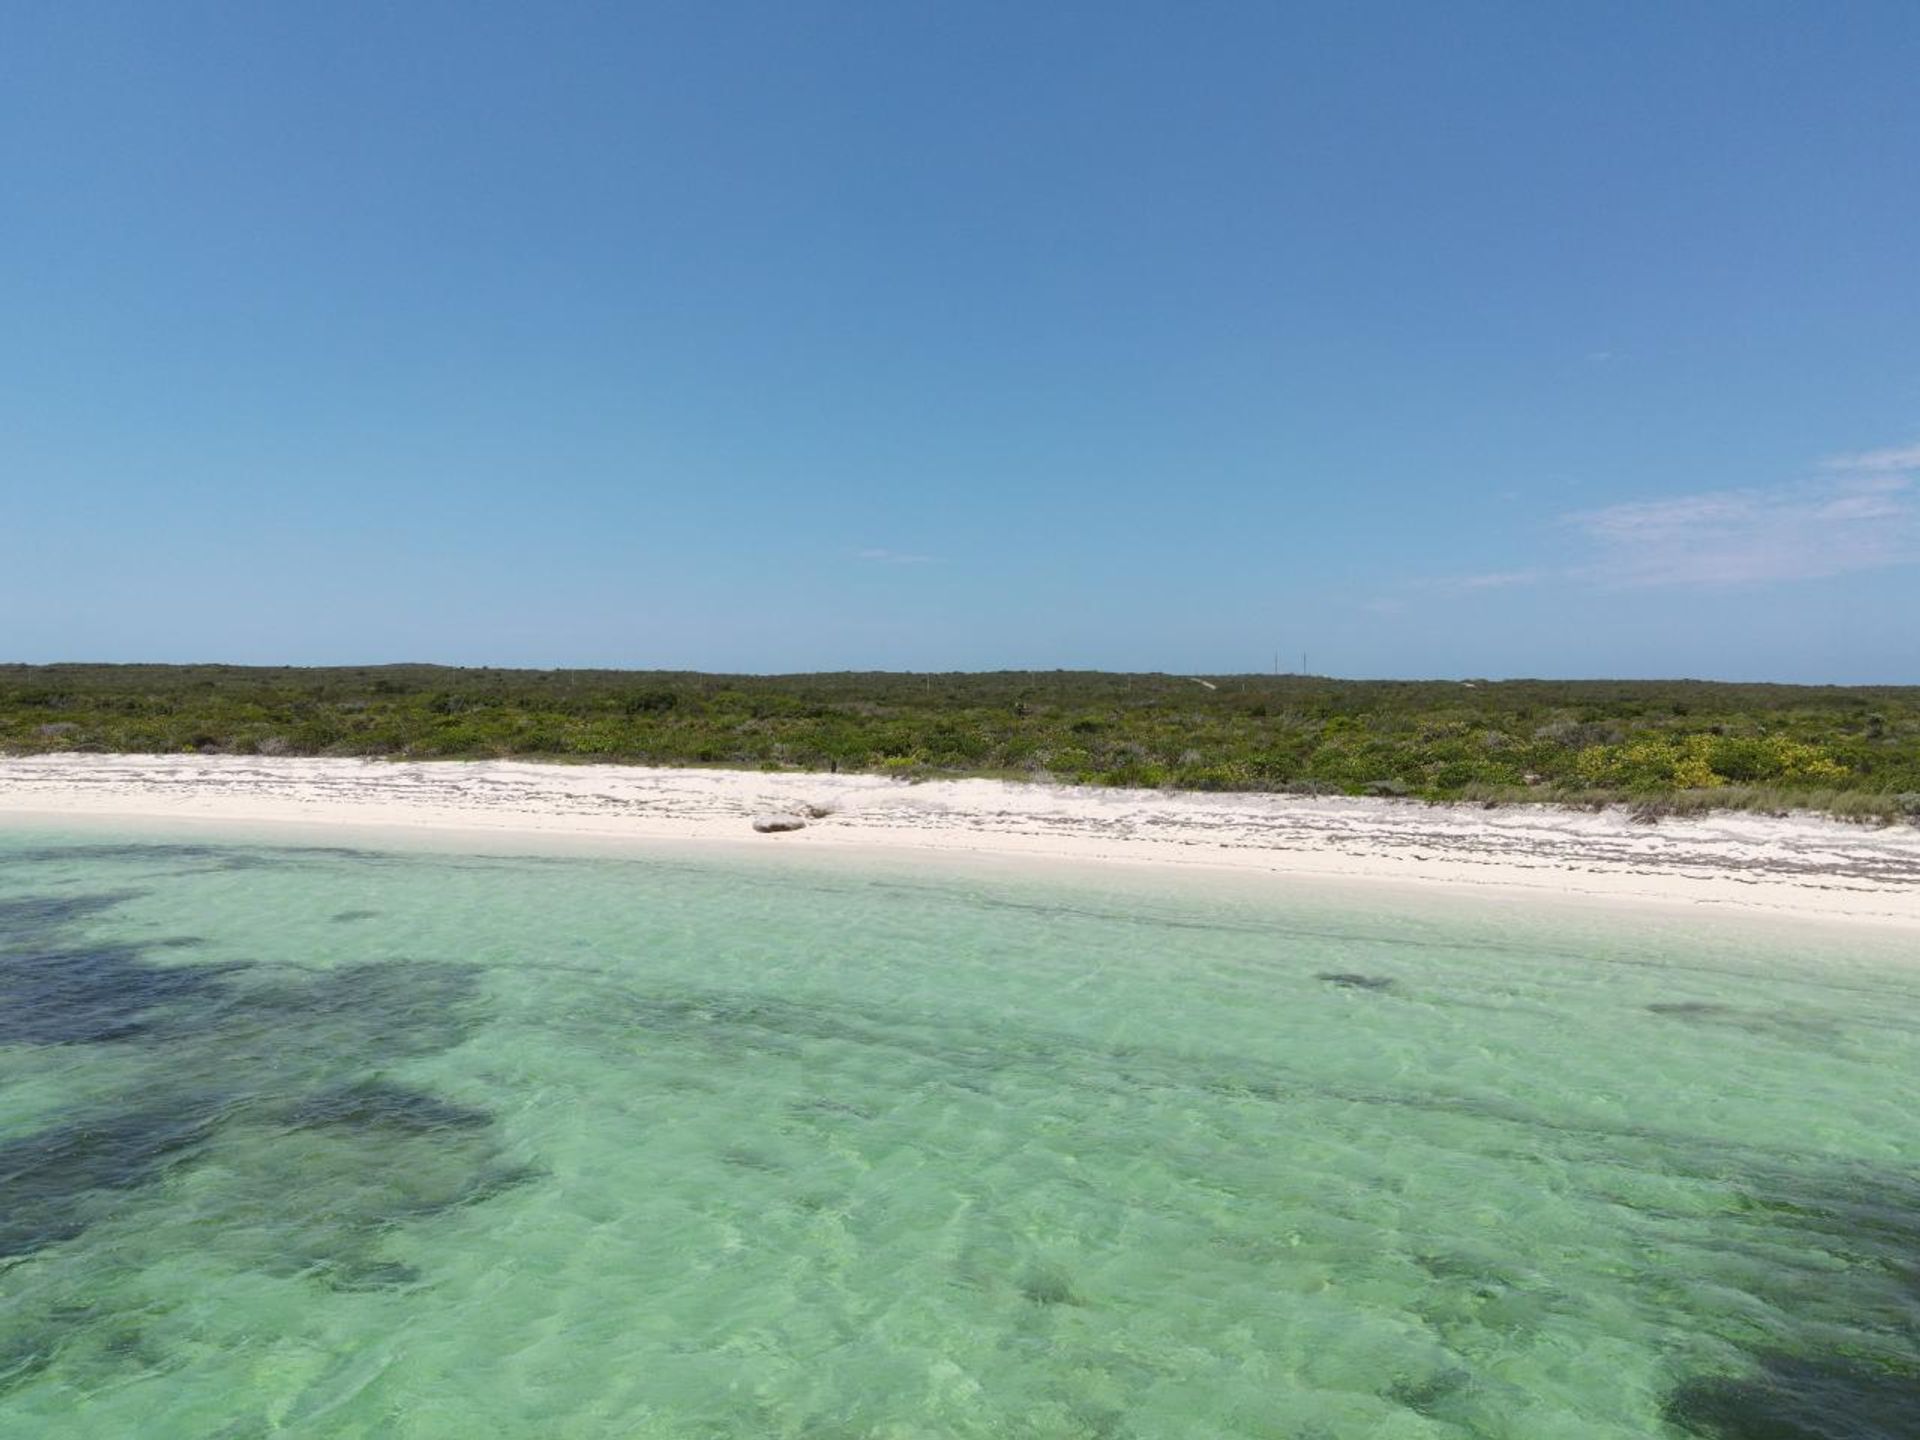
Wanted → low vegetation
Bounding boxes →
[5,664,1919,821]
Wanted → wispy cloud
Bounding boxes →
[1440,568,1547,591]
[1407,439,1920,595]
[1567,472,1917,587]
[855,547,939,565]
[1821,441,1920,474]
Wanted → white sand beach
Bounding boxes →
[4,753,1919,929]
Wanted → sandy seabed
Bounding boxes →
[3,753,1919,930]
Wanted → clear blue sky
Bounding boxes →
[5,2,1918,680]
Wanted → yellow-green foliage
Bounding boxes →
[1576,734,1850,790]
[1753,737,1850,785]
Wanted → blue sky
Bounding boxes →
[4,2,1917,680]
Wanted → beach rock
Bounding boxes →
[752,814,806,834]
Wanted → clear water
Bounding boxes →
[1,824,1916,1439]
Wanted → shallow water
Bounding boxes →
[0,825,1916,1438]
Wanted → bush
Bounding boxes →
[2,665,1913,819]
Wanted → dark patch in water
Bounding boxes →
[287,1081,491,1135]
[719,1145,786,1173]
[1664,1352,1920,1439]
[1018,1264,1084,1306]
[1062,1402,1131,1440]
[320,1259,424,1292]
[0,852,553,1409]
[1385,1367,1473,1418]
[1410,1250,1533,1296]
[0,891,145,928]
[0,844,235,866]
[451,1161,543,1209]
[1651,1158,1920,1437]
[0,842,390,871]
[0,889,243,1046]
[0,882,522,1297]
[331,909,379,923]
[1648,1001,1840,1043]
[0,941,245,1046]
[601,989,988,1086]
[0,1334,54,1396]
[1318,972,1394,991]
[1650,1001,1732,1018]
[0,1105,221,1259]
[208,960,483,1062]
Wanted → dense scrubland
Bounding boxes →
[5,664,1919,821]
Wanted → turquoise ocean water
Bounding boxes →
[0,822,1916,1438]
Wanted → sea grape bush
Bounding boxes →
[3,665,1917,820]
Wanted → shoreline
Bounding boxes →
[4,753,1920,929]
